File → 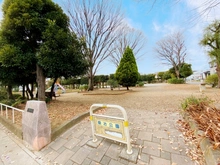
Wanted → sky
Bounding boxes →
[0,0,219,75]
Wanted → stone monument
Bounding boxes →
[22,100,51,151]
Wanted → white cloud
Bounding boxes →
[153,22,160,32]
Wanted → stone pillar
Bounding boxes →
[22,100,51,151]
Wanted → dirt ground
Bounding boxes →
[8,83,220,130]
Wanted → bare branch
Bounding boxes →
[110,26,147,67]
[64,0,124,90]
[154,32,187,78]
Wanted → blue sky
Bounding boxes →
[0,0,219,75]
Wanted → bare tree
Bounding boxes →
[154,32,187,78]
[65,0,124,90]
[139,0,220,24]
[110,26,147,67]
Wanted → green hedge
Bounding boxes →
[167,78,185,84]
[205,74,218,87]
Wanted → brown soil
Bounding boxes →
[4,83,220,130]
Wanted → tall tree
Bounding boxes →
[65,0,124,90]
[200,20,220,88]
[110,26,147,67]
[38,22,88,97]
[115,46,139,90]
[0,0,87,100]
[154,32,187,79]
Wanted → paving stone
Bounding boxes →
[88,147,106,162]
[57,146,66,153]
[105,143,123,159]
[81,158,92,165]
[119,157,129,165]
[171,153,194,165]
[138,131,152,141]
[109,159,124,165]
[149,156,170,165]
[44,150,59,162]
[87,138,103,148]
[71,145,81,153]
[1,144,39,165]
[64,137,80,149]
[60,129,72,139]
[119,148,139,163]
[100,156,111,165]
[153,130,169,139]
[71,147,91,164]
[90,161,101,165]
[72,128,86,138]
[142,141,160,157]
[132,139,144,146]
[161,150,171,160]
[78,136,91,146]
[65,160,74,165]
[139,153,150,163]
[54,149,75,165]
[49,138,68,151]
[152,137,160,144]
[130,129,139,138]
[161,139,180,154]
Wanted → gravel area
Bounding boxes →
[8,83,220,130]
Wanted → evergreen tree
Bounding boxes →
[200,20,220,88]
[0,0,87,100]
[115,46,139,90]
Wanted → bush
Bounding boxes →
[181,96,210,111]
[205,74,218,87]
[107,79,118,89]
[79,84,88,91]
[137,82,144,87]
[0,88,7,100]
[167,78,185,84]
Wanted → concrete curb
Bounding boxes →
[183,114,220,164]
[51,111,90,141]
[0,108,98,144]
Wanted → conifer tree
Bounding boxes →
[115,46,139,90]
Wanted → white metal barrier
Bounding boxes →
[89,104,133,154]
[0,103,24,123]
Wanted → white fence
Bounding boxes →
[0,103,24,123]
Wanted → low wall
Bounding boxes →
[0,115,23,139]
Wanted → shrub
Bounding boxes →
[79,84,88,91]
[137,82,144,87]
[167,78,185,84]
[205,74,218,87]
[181,96,210,111]
[107,79,118,88]
[0,88,7,100]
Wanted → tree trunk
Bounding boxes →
[22,84,25,98]
[49,78,58,99]
[26,84,34,99]
[36,64,45,101]
[126,86,129,90]
[88,68,94,91]
[7,85,14,99]
[216,64,220,88]
[175,67,180,79]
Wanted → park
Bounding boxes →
[0,0,220,164]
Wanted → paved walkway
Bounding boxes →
[0,109,197,165]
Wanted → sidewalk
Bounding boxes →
[0,109,197,165]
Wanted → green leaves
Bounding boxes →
[115,46,139,89]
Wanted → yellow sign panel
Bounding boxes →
[93,116,126,142]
